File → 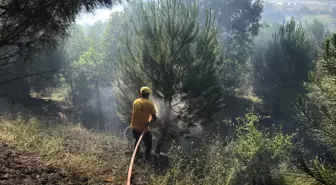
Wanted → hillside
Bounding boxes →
[0,111,319,185]
[0,115,152,185]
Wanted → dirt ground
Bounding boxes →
[0,141,88,185]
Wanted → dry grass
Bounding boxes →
[284,172,320,185]
[30,87,71,103]
[0,116,156,185]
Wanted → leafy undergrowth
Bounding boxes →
[0,116,156,185]
[153,114,319,185]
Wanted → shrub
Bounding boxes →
[156,113,295,185]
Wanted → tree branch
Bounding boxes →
[0,69,59,85]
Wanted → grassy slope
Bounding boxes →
[0,116,157,185]
[0,114,319,185]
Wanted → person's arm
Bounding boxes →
[149,102,157,123]
[151,114,157,122]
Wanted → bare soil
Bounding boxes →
[0,141,88,185]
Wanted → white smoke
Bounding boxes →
[150,94,203,140]
[98,86,122,134]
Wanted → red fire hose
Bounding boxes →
[127,115,152,185]
[126,130,145,185]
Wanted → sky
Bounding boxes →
[76,5,124,25]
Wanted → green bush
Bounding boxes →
[156,113,294,185]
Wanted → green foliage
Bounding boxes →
[72,47,112,83]
[57,19,124,129]
[199,0,263,54]
[253,22,281,48]
[28,46,66,92]
[115,0,225,126]
[253,19,315,125]
[64,25,91,62]
[71,47,107,94]
[103,12,129,63]
[294,33,336,185]
[297,34,336,154]
[70,44,113,95]
[299,157,336,185]
[0,0,118,49]
[0,0,120,100]
[304,19,329,47]
[85,21,108,50]
[68,25,116,128]
[198,0,263,88]
[157,113,294,185]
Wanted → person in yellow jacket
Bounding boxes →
[131,86,157,160]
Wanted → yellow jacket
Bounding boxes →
[130,98,157,132]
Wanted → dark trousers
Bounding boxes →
[132,130,152,159]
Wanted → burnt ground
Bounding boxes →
[0,141,88,185]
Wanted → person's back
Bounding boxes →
[130,87,157,161]
[131,97,156,132]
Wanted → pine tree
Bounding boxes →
[294,34,336,185]
[198,0,263,89]
[115,0,225,153]
[253,19,315,132]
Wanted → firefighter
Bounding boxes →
[130,86,157,160]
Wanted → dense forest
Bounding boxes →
[0,0,336,184]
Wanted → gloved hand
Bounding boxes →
[146,119,156,127]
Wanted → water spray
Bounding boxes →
[123,126,130,141]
